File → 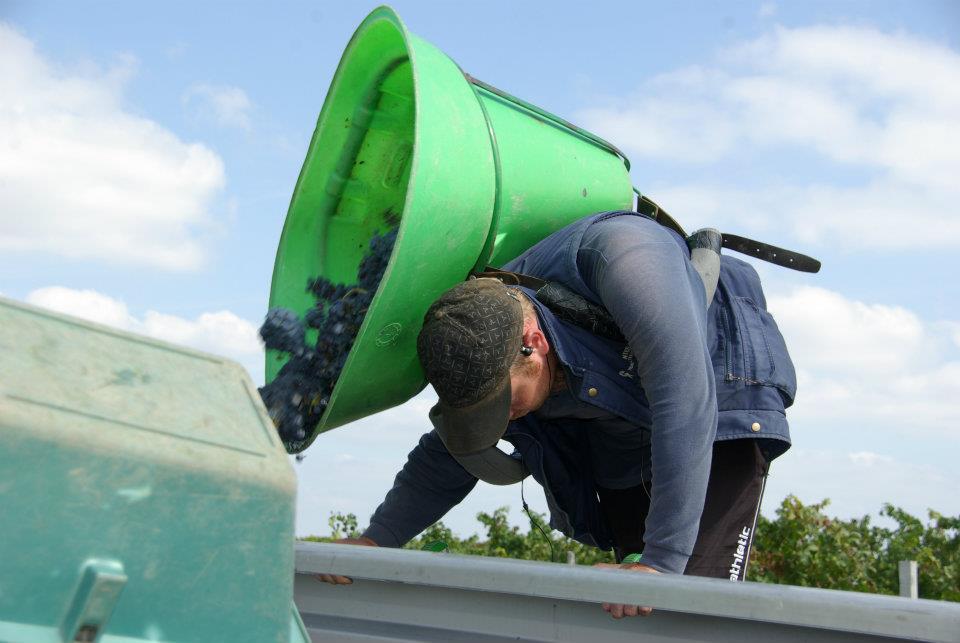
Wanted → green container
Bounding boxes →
[0,297,307,643]
[268,6,632,450]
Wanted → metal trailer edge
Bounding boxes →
[294,541,960,643]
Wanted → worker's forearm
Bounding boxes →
[363,429,478,547]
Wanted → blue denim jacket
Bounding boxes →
[364,212,796,574]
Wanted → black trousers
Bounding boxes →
[597,439,768,580]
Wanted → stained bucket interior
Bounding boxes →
[268,52,415,367]
[323,62,413,281]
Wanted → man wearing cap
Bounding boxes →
[319,211,796,617]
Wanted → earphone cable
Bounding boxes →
[521,478,556,563]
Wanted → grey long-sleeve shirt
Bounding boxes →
[363,216,717,573]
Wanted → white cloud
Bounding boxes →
[763,448,957,520]
[946,322,960,350]
[768,286,960,437]
[720,26,960,191]
[769,286,927,374]
[736,26,960,112]
[578,25,960,250]
[848,451,894,467]
[25,286,262,380]
[142,309,261,358]
[0,24,225,270]
[579,94,736,164]
[758,3,777,18]
[26,286,135,329]
[182,84,253,130]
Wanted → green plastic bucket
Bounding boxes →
[268,6,632,450]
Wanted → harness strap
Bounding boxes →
[636,193,688,238]
[638,194,821,273]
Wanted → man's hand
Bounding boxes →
[593,561,661,618]
[314,536,378,585]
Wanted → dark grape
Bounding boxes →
[304,307,326,329]
[258,228,398,446]
[259,308,306,355]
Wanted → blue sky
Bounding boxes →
[2,1,958,538]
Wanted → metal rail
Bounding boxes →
[294,542,960,642]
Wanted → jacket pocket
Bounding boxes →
[729,296,797,405]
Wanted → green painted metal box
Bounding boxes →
[0,297,306,643]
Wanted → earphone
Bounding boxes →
[520,345,534,357]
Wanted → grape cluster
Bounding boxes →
[259,308,307,356]
[258,227,399,447]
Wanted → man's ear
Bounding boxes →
[523,326,550,355]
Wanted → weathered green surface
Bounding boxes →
[267,6,632,448]
[0,297,300,643]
